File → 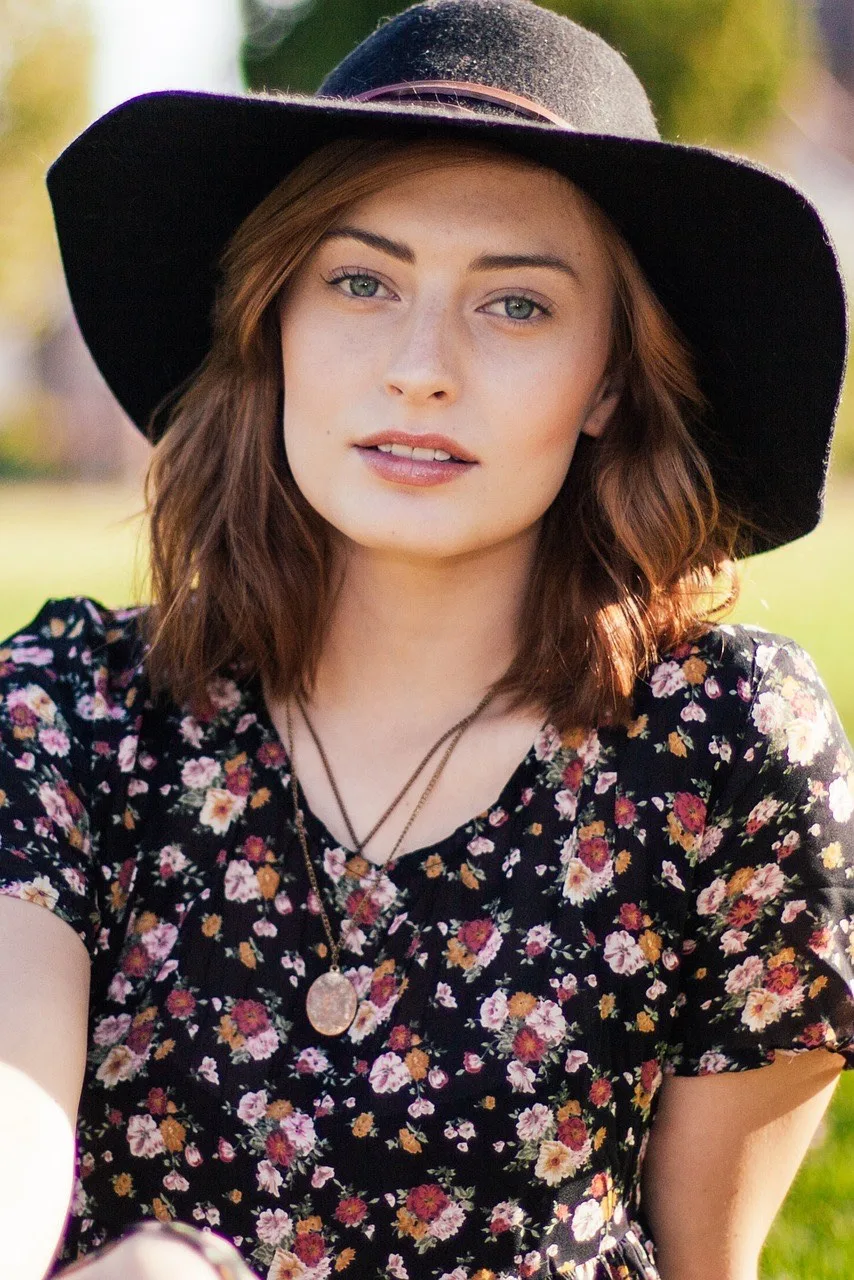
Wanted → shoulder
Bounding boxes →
[0,595,150,744]
[642,622,828,716]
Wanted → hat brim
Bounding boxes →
[47,89,848,554]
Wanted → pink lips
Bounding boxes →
[355,430,478,463]
[355,445,476,487]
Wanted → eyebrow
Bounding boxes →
[319,225,579,280]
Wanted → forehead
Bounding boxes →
[327,149,606,259]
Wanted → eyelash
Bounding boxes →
[324,268,553,323]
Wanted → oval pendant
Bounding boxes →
[306,969,358,1036]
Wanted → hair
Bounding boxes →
[138,134,751,733]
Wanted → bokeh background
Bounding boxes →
[1,2,852,1275]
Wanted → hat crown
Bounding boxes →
[318,0,660,141]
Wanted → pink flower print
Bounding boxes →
[725,954,765,995]
[37,726,70,757]
[745,798,782,834]
[746,863,786,902]
[369,1052,411,1094]
[650,660,687,698]
[506,1061,536,1093]
[516,1103,551,1141]
[696,877,727,916]
[224,859,261,902]
[127,1114,165,1158]
[180,756,221,789]
[237,1089,268,1124]
[554,789,578,821]
[463,1052,484,1073]
[256,1159,283,1198]
[526,1000,567,1045]
[466,836,495,858]
[257,1208,293,1245]
[603,930,646,975]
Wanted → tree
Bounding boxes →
[241,0,804,145]
[0,0,92,331]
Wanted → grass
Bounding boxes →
[1,476,853,1277]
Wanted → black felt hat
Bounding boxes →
[47,0,848,554]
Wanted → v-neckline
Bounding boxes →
[247,673,550,873]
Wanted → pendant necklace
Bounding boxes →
[285,690,495,1036]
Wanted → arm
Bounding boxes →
[0,895,90,1280]
[641,1047,845,1280]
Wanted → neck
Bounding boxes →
[307,527,540,732]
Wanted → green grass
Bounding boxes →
[1,476,853,1277]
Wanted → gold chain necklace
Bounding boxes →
[285,690,495,1036]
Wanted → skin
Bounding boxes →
[271,153,620,866]
[0,153,843,1280]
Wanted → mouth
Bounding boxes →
[354,431,479,465]
[353,442,477,488]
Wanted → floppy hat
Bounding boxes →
[46,0,847,554]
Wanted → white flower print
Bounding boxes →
[16,875,60,910]
[534,1139,590,1185]
[699,824,725,861]
[721,929,748,955]
[564,1049,589,1073]
[571,1197,604,1242]
[741,987,784,1031]
[369,1052,411,1094]
[697,1051,730,1074]
[435,982,457,1008]
[829,775,854,823]
[224,859,262,902]
[661,861,685,891]
[603,930,646,976]
[127,1114,165,1158]
[199,787,246,834]
[96,1044,141,1087]
[594,771,617,794]
[752,690,788,735]
[323,846,348,882]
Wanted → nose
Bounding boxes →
[382,296,459,405]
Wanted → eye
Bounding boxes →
[482,294,552,323]
[326,269,394,300]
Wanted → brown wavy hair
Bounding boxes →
[138,135,750,732]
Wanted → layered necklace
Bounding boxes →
[285,690,495,1036]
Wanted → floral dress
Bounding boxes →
[2,596,853,1280]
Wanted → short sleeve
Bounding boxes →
[0,596,143,951]
[669,632,854,1074]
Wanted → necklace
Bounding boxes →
[285,690,495,1036]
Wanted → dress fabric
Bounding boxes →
[2,596,854,1280]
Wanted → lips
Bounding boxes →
[355,430,478,464]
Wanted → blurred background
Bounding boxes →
[0,3,852,1272]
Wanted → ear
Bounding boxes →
[580,376,622,440]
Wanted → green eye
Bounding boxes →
[504,296,538,320]
[347,275,380,297]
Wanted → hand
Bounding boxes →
[56,1226,260,1280]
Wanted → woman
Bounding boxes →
[1,2,851,1278]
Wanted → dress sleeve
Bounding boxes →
[0,597,139,952]
[669,632,854,1074]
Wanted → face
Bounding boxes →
[278,150,619,564]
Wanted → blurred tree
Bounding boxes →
[0,0,92,331]
[241,0,805,144]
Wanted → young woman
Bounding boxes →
[1,2,851,1279]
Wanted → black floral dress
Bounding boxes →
[2,596,853,1280]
